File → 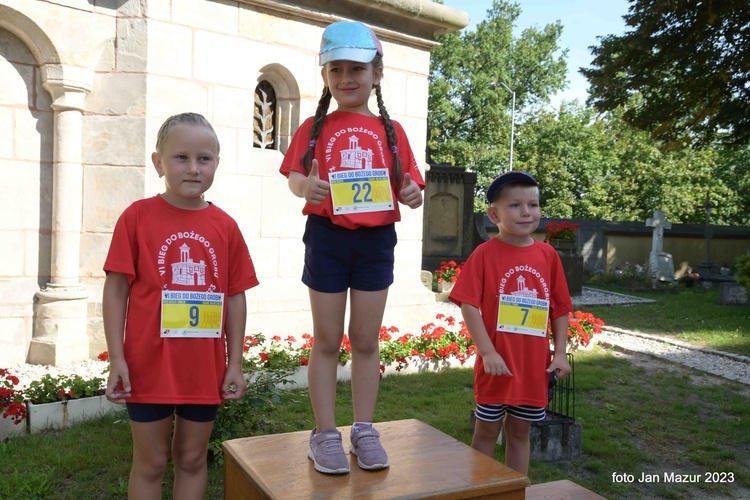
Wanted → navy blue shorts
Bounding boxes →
[302,215,396,293]
[126,403,219,423]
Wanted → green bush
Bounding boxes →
[735,254,750,291]
[207,347,300,465]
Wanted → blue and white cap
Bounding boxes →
[319,21,383,66]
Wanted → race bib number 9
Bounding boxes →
[330,169,394,214]
[161,291,224,338]
[497,294,549,337]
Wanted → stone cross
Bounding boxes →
[646,209,671,254]
[645,209,675,282]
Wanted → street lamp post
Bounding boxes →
[497,82,515,171]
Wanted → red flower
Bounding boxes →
[434,260,464,284]
[548,310,604,349]
[544,221,579,242]
[300,357,309,366]
[341,335,352,353]
[97,351,109,362]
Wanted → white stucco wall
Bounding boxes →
[0,0,468,365]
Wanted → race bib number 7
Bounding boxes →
[161,291,224,338]
[330,169,394,214]
[497,294,549,337]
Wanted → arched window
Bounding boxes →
[253,80,277,149]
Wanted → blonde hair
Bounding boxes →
[491,183,540,205]
[155,112,220,154]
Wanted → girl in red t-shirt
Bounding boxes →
[280,21,424,474]
[103,113,259,498]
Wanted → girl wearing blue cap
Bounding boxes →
[449,170,572,476]
[279,21,424,474]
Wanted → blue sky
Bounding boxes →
[440,0,630,107]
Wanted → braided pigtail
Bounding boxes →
[301,87,333,172]
[375,83,402,188]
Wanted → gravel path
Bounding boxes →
[6,287,748,388]
[597,326,750,385]
[437,287,749,386]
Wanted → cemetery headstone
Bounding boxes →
[719,283,748,305]
[646,210,675,282]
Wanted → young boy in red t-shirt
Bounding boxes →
[449,170,572,476]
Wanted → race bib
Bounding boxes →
[160,290,224,338]
[329,169,394,214]
[496,294,549,337]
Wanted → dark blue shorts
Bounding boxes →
[126,403,219,423]
[302,215,396,293]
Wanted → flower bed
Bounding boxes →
[2,311,605,442]
[241,314,476,381]
[241,311,605,379]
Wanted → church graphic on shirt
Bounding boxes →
[171,243,206,286]
[340,135,373,169]
[510,275,538,298]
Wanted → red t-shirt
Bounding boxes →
[104,196,259,404]
[279,111,425,229]
[449,238,573,407]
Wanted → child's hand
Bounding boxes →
[547,356,571,380]
[221,365,247,400]
[398,173,423,209]
[105,359,132,404]
[303,159,330,205]
[482,351,513,377]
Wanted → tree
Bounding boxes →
[714,143,750,225]
[516,104,737,224]
[583,0,750,148]
[428,0,567,198]
[515,103,615,219]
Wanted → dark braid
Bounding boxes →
[301,87,332,172]
[375,83,402,187]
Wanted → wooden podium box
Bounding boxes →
[223,419,529,499]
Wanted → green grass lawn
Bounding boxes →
[585,285,750,357]
[2,286,749,499]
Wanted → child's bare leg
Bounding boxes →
[349,288,388,422]
[172,417,214,500]
[471,418,503,458]
[128,417,173,500]
[503,415,531,475]
[308,289,347,431]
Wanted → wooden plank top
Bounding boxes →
[223,418,530,499]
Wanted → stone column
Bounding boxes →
[28,78,91,366]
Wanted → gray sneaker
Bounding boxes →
[308,428,350,474]
[349,426,390,470]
